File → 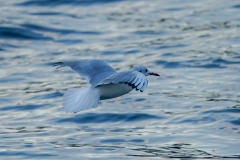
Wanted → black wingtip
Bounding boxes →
[123,82,136,89]
[52,62,62,66]
[52,62,64,69]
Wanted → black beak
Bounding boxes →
[150,72,160,76]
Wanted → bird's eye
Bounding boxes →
[145,69,148,72]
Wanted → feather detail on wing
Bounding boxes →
[53,59,116,86]
[95,71,148,92]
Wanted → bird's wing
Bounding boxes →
[95,71,148,92]
[53,59,117,86]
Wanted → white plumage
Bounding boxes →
[53,59,159,113]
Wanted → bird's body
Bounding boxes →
[53,59,159,113]
[98,83,133,100]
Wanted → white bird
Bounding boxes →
[53,59,159,113]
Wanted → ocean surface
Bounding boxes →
[0,0,240,159]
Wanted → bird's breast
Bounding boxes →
[97,83,133,100]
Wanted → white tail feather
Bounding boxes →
[62,87,100,113]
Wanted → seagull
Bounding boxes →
[53,59,159,113]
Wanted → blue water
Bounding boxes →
[0,0,240,159]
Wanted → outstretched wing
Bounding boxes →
[95,71,148,92]
[53,59,116,86]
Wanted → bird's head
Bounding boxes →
[131,65,160,76]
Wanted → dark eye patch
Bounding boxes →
[145,69,148,72]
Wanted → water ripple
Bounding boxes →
[0,104,46,111]
[57,113,162,123]
[17,0,124,6]
[0,27,53,40]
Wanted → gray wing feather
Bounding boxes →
[141,80,148,91]
[137,80,144,90]
[129,76,135,83]
[95,71,148,92]
[53,59,116,86]
[132,77,138,84]
[135,78,141,86]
